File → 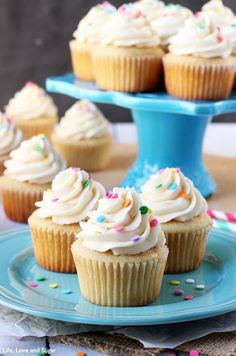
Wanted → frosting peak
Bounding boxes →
[202,0,235,27]
[55,100,111,140]
[5,82,58,121]
[36,168,106,225]
[141,168,208,223]
[4,135,65,184]
[100,6,160,47]
[0,112,22,158]
[133,0,165,23]
[73,2,116,44]
[77,187,165,255]
[169,12,232,58]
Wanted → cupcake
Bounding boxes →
[133,0,165,24]
[150,3,193,51]
[0,112,22,175]
[51,100,112,171]
[202,0,235,27]
[72,187,168,306]
[141,168,213,273]
[163,12,236,100]
[28,168,105,273]
[221,19,236,88]
[5,82,58,139]
[0,134,65,223]
[70,2,116,81]
[93,4,164,92]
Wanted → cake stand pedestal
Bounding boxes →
[46,73,236,197]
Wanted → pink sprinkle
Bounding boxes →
[112,193,118,199]
[71,167,81,172]
[6,117,13,125]
[217,34,224,43]
[106,192,112,198]
[176,167,181,173]
[184,295,194,300]
[158,168,165,175]
[150,219,158,228]
[190,350,200,356]
[25,81,35,87]
[195,11,201,18]
[115,226,124,232]
[29,281,38,288]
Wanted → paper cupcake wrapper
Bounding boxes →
[51,133,112,171]
[0,177,48,223]
[163,54,236,100]
[163,226,211,274]
[16,116,57,140]
[93,49,163,93]
[70,41,95,81]
[29,213,78,273]
[72,241,168,306]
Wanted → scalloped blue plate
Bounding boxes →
[0,228,236,325]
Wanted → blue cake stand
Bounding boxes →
[46,73,236,197]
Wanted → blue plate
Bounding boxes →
[0,228,236,326]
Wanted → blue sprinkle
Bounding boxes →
[169,183,177,190]
[62,289,72,294]
[96,215,106,223]
[131,235,141,242]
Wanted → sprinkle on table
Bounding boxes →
[49,283,58,289]
[184,295,194,300]
[169,183,177,190]
[83,180,90,188]
[36,276,46,282]
[139,206,149,215]
[185,278,195,284]
[123,199,131,208]
[195,284,205,290]
[62,289,72,295]
[169,280,181,286]
[96,215,106,223]
[150,218,158,228]
[29,281,38,288]
[174,289,184,296]
[115,226,124,232]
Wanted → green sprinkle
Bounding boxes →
[38,350,47,356]
[36,275,46,281]
[139,206,149,215]
[231,23,236,27]
[35,145,43,153]
[83,179,90,188]
[155,183,162,189]
[199,23,206,29]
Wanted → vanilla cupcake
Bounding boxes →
[163,12,236,100]
[72,187,168,306]
[151,3,193,50]
[133,0,165,23]
[0,112,22,175]
[29,168,105,273]
[221,19,236,88]
[0,135,65,223]
[93,5,164,92]
[51,100,112,171]
[5,82,58,139]
[202,0,235,27]
[70,2,116,81]
[141,168,213,273]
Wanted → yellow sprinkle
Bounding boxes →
[44,157,49,163]
[49,283,58,289]
[47,189,52,193]
[123,199,131,208]
[149,208,153,214]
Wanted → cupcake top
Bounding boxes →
[202,0,235,27]
[73,2,116,44]
[221,19,236,55]
[151,3,193,46]
[35,168,106,225]
[169,12,232,58]
[77,187,165,255]
[141,168,208,223]
[4,134,65,184]
[5,82,57,121]
[54,100,110,140]
[100,4,160,47]
[133,0,165,23]
[0,112,22,158]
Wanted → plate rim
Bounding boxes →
[0,227,235,326]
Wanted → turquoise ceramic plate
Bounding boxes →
[0,228,235,326]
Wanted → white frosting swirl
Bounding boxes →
[4,135,66,184]
[73,2,116,44]
[221,20,236,55]
[36,168,106,225]
[169,12,232,58]
[77,187,165,255]
[133,0,165,23]
[55,100,110,140]
[0,112,22,158]
[101,5,160,47]
[5,82,58,121]
[202,0,235,27]
[141,168,208,223]
[151,4,193,46]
